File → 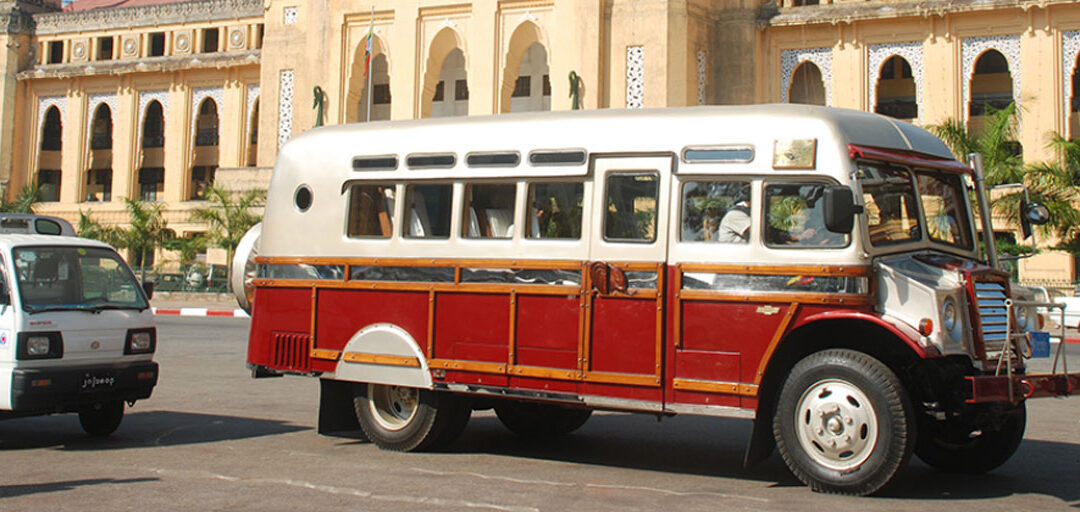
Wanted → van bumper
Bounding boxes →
[9,361,158,413]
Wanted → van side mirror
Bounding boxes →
[1020,199,1050,239]
[142,280,155,301]
[824,186,863,234]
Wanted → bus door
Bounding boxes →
[583,155,671,402]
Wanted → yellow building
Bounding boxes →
[3,0,1080,281]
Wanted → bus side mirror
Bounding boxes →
[1020,199,1049,239]
[824,186,863,234]
[142,280,155,301]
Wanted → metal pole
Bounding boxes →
[969,153,999,269]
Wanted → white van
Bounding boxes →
[0,232,158,435]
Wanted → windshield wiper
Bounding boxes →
[88,304,149,313]
[26,305,97,315]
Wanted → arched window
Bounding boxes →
[138,100,166,202]
[358,55,391,122]
[421,28,467,119]
[247,100,260,167]
[509,43,550,113]
[874,56,917,121]
[86,104,113,202]
[968,50,1012,118]
[1070,54,1080,139]
[195,99,219,147]
[142,101,164,148]
[788,62,825,106]
[90,104,113,150]
[38,106,63,202]
[40,106,62,151]
[190,98,220,199]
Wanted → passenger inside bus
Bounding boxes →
[681,181,751,243]
[528,182,583,239]
[764,184,847,247]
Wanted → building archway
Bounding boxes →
[356,54,391,122]
[500,21,550,113]
[788,61,825,106]
[421,28,467,119]
[874,55,917,121]
[345,34,389,122]
[190,98,219,200]
[37,106,62,202]
[138,101,165,201]
[86,103,113,202]
[968,49,1013,131]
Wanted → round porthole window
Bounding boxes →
[294,185,313,212]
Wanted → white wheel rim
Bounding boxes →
[794,378,878,472]
[368,385,419,431]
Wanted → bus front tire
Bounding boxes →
[78,400,124,436]
[353,383,470,452]
[494,401,592,439]
[772,349,914,496]
[915,404,1025,474]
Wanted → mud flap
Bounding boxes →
[318,379,368,440]
[743,412,776,467]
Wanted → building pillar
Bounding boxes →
[163,82,189,204]
[469,0,497,115]
[60,87,86,204]
[111,80,137,202]
[220,72,246,168]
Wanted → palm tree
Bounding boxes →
[0,181,44,213]
[163,234,208,267]
[120,198,175,280]
[76,209,125,248]
[1025,133,1080,254]
[189,185,264,286]
[928,102,1024,187]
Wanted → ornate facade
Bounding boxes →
[2,0,1079,280]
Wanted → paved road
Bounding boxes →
[1,317,1078,511]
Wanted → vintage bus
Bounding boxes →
[234,105,1078,495]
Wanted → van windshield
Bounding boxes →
[12,246,149,313]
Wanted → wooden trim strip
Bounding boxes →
[508,290,518,366]
[257,256,584,270]
[584,371,662,387]
[679,263,872,277]
[427,289,436,358]
[253,279,580,295]
[673,378,759,396]
[653,262,665,378]
[674,267,683,349]
[310,349,342,361]
[678,289,873,306]
[342,352,421,367]
[754,302,800,385]
[508,365,580,381]
[428,359,507,374]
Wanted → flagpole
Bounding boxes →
[366,6,374,123]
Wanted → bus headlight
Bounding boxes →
[1016,306,1029,330]
[942,299,957,333]
[125,328,156,355]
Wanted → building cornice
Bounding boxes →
[32,0,263,36]
[761,0,1071,28]
[16,49,260,80]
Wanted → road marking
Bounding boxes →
[411,468,769,503]
[144,467,538,512]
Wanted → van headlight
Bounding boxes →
[942,299,957,333]
[17,332,63,360]
[125,328,156,354]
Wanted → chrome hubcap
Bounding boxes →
[794,378,878,471]
[368,384,419,431]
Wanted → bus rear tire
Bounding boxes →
[772,349,914,496]
[915,403,1025,474]
[353,383,470,452]
[78,400,124,437]
[494,401,592,439]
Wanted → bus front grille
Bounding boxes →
[271,331,311,372]
[973,281,1010,362]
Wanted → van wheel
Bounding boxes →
[773,349,914,496]
[79,400,124,436]
[915,404,1025,474]
[353,384,470,451]
[495,401,592,438]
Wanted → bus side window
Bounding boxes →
[604,172,659,242]
[463,183,516,239]
[764,183,849,248]
[527,182,583,239]
[405,184,452,239]
[681,181,751,243]
[347,184,395,238]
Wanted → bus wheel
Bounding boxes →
[78,400,124,436]
[772,349,913,496]
[353,384,470,452]
[915,403,1025,474]
[495,401,592,439]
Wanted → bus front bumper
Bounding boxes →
[966,372,1080,403]
[9,361,159,413]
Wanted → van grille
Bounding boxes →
[972,280,1018,366]
[271,331,311,372]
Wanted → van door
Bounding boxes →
[584,155,672,402]
[0,259,16,410]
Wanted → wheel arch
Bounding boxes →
[744,315,925,467]
[332,323,433,389]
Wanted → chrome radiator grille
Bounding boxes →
[973,281,1009,358]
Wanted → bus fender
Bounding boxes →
[795,310,931,358]
[333,323,433,389]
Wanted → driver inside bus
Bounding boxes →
[716,188,752,243]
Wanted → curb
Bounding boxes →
[153,307,250,318]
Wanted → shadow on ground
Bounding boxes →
[432,412,1080,504]
[0,478,160,499]
[0,410,308,451]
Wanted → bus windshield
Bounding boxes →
[858,162,974,251]
[12,246,149,313]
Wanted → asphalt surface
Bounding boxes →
[0,317,1078,511]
